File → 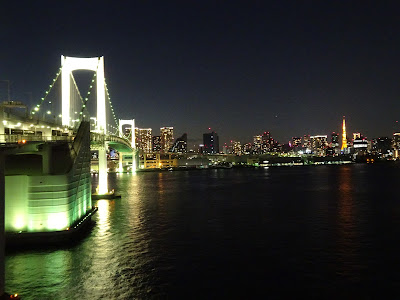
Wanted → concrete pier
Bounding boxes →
[1,154,5,297]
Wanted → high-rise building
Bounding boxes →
[374,137,391,156]
[203,131,219,154]
[152,136,161,152]
[231,140,242,156]
[135,128,152,153]
[253,135,262,154]
[310,135,328,156]
[170,133,187,153]
[353,132,361,140]
[243,143,252,154]
[292,137,302,148]
[331,132,339,147]
[160,127,174,153]
[262,131,272,152]
[303,135,311,150]
[342,116,348,151]
[393,133,400,158]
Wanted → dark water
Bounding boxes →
[5,164,400,298]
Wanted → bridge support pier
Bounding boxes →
[98,143,108,194]
[0,154,5,297]
[118,152,123,173]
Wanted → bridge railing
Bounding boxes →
[0,134,73,144]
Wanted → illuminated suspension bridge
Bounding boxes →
[0,56,136,236]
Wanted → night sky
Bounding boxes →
[2,1,400,146]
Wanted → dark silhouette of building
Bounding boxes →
[170,133,187,153]
[203,131,219,154]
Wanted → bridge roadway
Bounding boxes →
[0,111,133,153]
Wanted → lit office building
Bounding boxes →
[231,140,242,156]
[152,136,161,152]
[253,135,263,154]
[331,132,339,147]
[262,131,270,152]
[353,137,368,155]
[310,135,328,156]
[353,132,361,140]
[135,128,152,153]
[393,133,400,158]
[160,127,174,153]
[303,135,311,151]
[292,137,302,148]
[242,143,252,154]
[203,131,219,154]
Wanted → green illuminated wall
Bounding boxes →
[4,122,92,232]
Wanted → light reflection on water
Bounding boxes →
[5,165,400,298]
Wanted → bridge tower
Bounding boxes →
[61,56,109,194]
[119,119,137,172]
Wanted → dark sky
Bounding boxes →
[2,1,400,146]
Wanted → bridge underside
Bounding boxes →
[106,142,133,153]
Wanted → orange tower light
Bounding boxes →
[341,116,347,151]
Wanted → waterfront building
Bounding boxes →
[242,143,252,154]
[393,133,400,158]
[262,131,271,152]
[302,135,311,152]
[152,135,161,152]
[310,135,328,156]
[160,127,174,153]
[203,131,219,154]
[135,128,152,153]
[374,137,392,157]
[231,140,242,156]
[353,137,368,155]
[292,137,302,148]
[170,133,187,153]
[253,135,262,154]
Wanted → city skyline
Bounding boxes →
[2,2,400,145]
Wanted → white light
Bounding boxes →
[47,111,51,114]
[34,107,39,111]
[2,120,7,125]
[16,122,21,127]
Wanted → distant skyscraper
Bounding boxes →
[253,135,262,154]
[170,133,187,153]
[353,132,361,140]
[393,133,400,158]
[231,140,242,156]
[262,131,271,152]
[243,143,252,154]
[310,135,328,156]
[303,135,311,150]
[203,131,219,154]
[331,132,339,146]
[135,128,152,153]
[292,137,302,148]
[152,135,161,152]
[160,127,174,153]
[342,116,348,151]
